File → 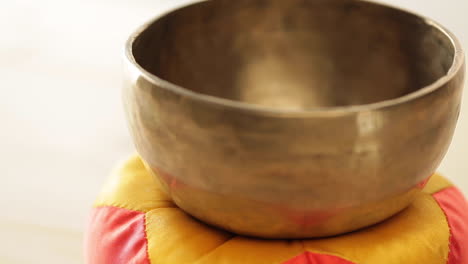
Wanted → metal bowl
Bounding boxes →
[124,0,464,238]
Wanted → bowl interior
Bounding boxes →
[132,0,455,110]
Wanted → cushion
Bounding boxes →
[84,155,468,264]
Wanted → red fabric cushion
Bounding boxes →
[283,251,354,264]
[84,206,149,264]
[433,187,468,264]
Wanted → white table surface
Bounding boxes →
[0,0,467,263]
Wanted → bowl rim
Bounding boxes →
[124,0,464,117]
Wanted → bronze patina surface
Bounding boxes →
[124,0,464,238]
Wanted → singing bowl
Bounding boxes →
[124,0,465,238]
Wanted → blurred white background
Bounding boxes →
[0,0,466,263]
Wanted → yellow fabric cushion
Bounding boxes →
[88,155,462,264]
